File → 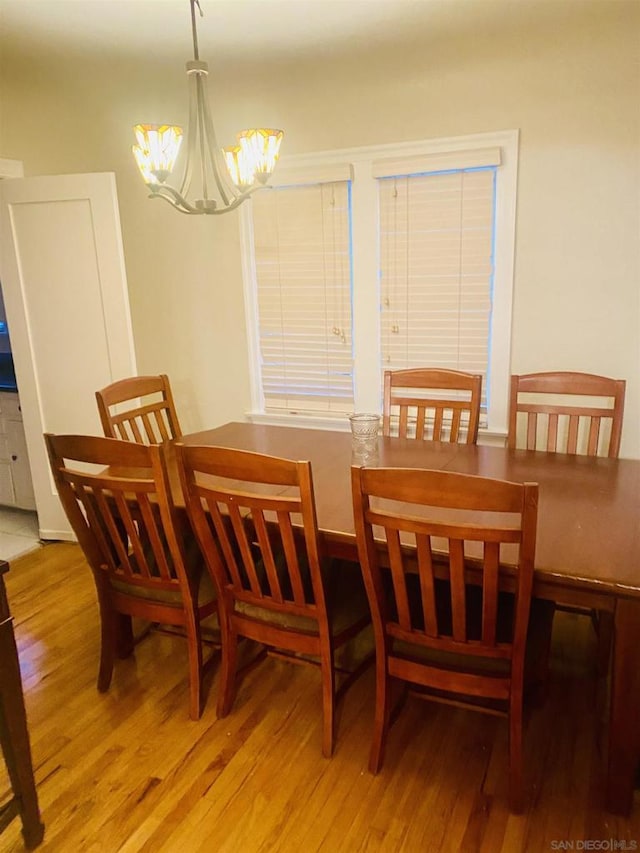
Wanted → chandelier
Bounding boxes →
[132,0,283,215]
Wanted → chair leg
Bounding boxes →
[526,600,555,706]
[508,698,524,814]
[217,625,238,719]
[320,656,336,759]
[369,657,389,774]
[595,610,614,678]
[115,614,134,659]
[185,617,204,721]
[97,605,117,693]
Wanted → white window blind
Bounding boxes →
[251,181,354,414]
[379,167,497,413]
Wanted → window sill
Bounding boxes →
[245,411,351,432]
[477,429,508,448]
[245,410,507,445]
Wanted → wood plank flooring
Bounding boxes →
[1,542,639,851]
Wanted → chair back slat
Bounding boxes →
[508,372,626,458]
[252,508,284,603]
[177,445,328,620]
[547,413,558,451]
[567,415,580,453]
[383,368,482,444]
[278,510,307,605]
[206,497,245,589]
[75,484,121,570]
[96,374,182,445]
[449,539,467,642]
[481,542,500,646]
[150,409,170,443]
[388,528,412,631]
[416,534,438,637]
[450,409,462,442]
[433,407,445,441]
[587,417,600,456]
[228,501,264,596]
[399,405,409,438]
[116,418,144,443]
[137,493,174,581]
[526,412,538,450]
[113,491,149,579]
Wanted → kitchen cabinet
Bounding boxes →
[0,392,35,510]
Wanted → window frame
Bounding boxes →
[240,129,519,438]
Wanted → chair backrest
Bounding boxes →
[176,445,328,621]
[382,368,482,444]
[351,465,538,678]
[507,372,626,458]
[45,433,191,597]
[96,374,182,444]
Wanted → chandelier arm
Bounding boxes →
[206,184,260,213]
[198,79,238,206]
[195,77,211,203]
[178,68,199,199]
[150,182,262,215]
[149,183,203,214]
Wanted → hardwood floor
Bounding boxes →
[1,542,639,851]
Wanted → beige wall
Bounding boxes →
[1,1,639,453]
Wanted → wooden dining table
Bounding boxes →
[175,420,640,816]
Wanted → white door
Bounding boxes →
[0,172,137,539]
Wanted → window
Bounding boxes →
[251,180,353,414]
[241,131,518,435]
[379,167,497,414]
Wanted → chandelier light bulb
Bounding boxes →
[132,125,184,185]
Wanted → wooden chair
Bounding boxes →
[382,368,482,443]
[351,465,544,812]
[508,371,626,674]
[96,374,182,444]
[176,444,372,757]
[507,371,625,458]
[44,433,217,720]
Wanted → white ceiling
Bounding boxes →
[0,0,592,64]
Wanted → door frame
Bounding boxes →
[0,159,35,523]
[0,165,137,539]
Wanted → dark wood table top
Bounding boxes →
[177,422,640,601]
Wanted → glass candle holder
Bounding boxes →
[349,413,380,466]
[349,413,380,443]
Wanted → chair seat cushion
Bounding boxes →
[391,638,512,678]
[109,535,217,612]
[389,582,554,682]
[234,558,370,637]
